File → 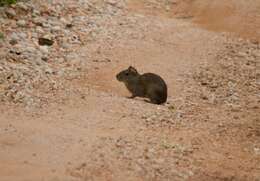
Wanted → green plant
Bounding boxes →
[0,32,4,40]
[0,0,17,6]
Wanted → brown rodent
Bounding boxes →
[116,66,167,104]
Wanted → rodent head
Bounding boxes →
[116,66,139,82]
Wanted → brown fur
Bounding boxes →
[116,66,167,104]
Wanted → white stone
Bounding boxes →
[17,20,27,27]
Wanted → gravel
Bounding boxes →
[0,0,126,106]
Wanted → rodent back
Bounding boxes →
[140,73,167,90]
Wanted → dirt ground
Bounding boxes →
[128,0,260,40]
[0,0,260,181]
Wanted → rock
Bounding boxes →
[61,42,70,49]
[66,24,73,28]
[42,22,51,28]
[35,26,44,34]
[41,56,48,62]
[254,147,260,155]
[70,35,81,44]
[0,17,4,25]
[32,17,45,26]
[10,32,19,40]
[237,51,247,57]
[5,8,16,18]
[31,32,38,39]
[56,57,65,64]
[34,57,43,66]
[209,82,219,89]
[60,17,68,24]
[38,37,54,46]
[51,26,61,33]
[17,20,27,27]
[25,46,36,53]
[45,67,53,74]
[9,33,19,45]
[9,39,18,45]
[32,10,40,18]
[16,2,29,11]
[65,53,81,65]
[39,46,49,54]
[106,0,117,6]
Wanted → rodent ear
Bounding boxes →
[128,66,138,73]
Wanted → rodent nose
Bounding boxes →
[116,74,122,81]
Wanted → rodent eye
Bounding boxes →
[125,73,129,76]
